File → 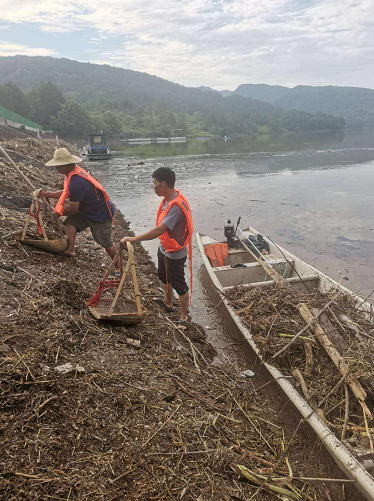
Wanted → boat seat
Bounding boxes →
[205,243,229,267]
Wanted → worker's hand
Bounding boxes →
[33,189,42,199]
[120,236,137,245]
[52,211,61,220]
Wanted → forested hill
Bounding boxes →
[234,84,289,103]
[0,56,344,136]
[234,84,374,128]
[0,56,220,111]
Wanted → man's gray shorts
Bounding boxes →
[64,213,113,249]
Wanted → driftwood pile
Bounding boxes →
[228,285,374,451]
[0,138,356,500]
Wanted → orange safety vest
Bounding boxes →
[54,165,114,222]
[156,190,193,300]
[205,243,228,267]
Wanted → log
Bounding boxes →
[317,309,374,397]
[272,291,340,360]
[316,311,349,354]
[298,302,372,419]
[303,339,314,377]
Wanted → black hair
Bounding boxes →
[152,167,176,188]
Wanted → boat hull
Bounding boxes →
[196,228,374,501]
[87,154,111,160]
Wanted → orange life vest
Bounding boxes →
[156,190,193,300]
[205,243,228,267]
[54,165,113,222]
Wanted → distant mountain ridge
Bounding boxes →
[227,84,374,127]
[0,56,345,135]
[235,84,290,103]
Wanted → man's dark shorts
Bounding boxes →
[65,213,113,249]
[157,248,189,296]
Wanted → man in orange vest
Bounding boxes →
[40,148,119,272]
[121,167,193,329]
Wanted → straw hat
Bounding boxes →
[45,148,82,167]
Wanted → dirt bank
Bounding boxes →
[0,138,359,500]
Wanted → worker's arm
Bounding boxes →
[53,201,80,220]
[39,190,63,199]
[120,224,168,244]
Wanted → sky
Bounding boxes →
[0,0,373,91]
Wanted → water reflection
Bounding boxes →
[110,129,374,159]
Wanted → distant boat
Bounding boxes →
[121,136,186,145]
[169,136,186,143]
[85,134,111,160]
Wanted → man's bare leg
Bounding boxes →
[105,245,120,270]
[163,282,173,309]
[178,291,189,321]
[64,224,78,256]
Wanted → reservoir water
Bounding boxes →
[87,129,374,352]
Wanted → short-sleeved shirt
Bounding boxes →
[68,175,114,222]
[159,194,187,260]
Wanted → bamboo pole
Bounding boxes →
[298,303,372,419]
[128,242,142,316]
[0,143,63,236]
[238,236,285,285]
[109,252,132,316]
[101,248,121,283]
[272,290,340,360]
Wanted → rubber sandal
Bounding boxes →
[153,297,174,312]
[114,270,121,280]
[177,320,188,330]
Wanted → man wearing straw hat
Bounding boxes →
[40,147,119,272]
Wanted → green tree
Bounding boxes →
[50,100,92,135]
[0,82,30,117]
[101,111,122,134]
[28,81,65,127]
[89,111,122,135]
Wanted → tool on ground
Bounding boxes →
[87,241,146,324]
[20,189,68,253]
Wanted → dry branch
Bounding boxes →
[298,303,372,419]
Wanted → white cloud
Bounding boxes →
[40,25,76,33]
[1,0,374,89]
[0,41,57,57]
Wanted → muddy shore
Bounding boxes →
[0,133,363,500]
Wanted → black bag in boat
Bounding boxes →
[245,233,270,254]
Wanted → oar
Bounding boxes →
[0,143,64,236]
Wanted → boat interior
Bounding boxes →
[200,231,320,293]
[199,228,374,322]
